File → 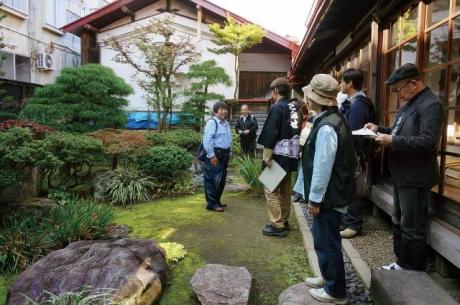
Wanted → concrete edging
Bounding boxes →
[292,201,372,289]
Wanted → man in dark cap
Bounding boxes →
[258,77,301,237]
[365,63,444,271]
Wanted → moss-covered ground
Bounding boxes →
[115,191,310,305]
[0,274,17,305]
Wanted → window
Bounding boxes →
[2,0,27,13]
[0,51,30,82]
[46,0,68,28]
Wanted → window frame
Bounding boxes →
[2,0,28,15]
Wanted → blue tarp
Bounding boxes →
[125,112,193,129]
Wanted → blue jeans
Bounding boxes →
[311,209,346,298]
[203,154,229,209]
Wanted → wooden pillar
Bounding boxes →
[81,30,91,65]
[196,5,202,40]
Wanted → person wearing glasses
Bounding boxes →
[365,63,444,271]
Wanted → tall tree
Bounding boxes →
[183,60,231,130]
[208,16,265,101]
[20,64,133,133]
[108,16,200,132]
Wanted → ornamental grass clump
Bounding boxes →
[234,155,263,195]
[24,289,115,305]
[0,197,114,273]
[104,165,154,206]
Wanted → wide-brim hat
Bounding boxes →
[304,74,339,107]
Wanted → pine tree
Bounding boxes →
[20,64,133,132]
[183,60,231,130]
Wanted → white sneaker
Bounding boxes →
[380,262,404,271]
[309,288,347,304]
[304,276,325,288]
[340,228,358,239]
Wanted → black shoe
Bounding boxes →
[262,224,287,237]
[206,206,224,212]
[292,192,302,202]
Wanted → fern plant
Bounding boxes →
[104,165,153,206]
[24,289,115,305]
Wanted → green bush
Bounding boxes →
[24,289,115,305]
[147,129,202,150]
[20,64,133,133]
[231,129,241,156]
[234,155,263,195]
[150,171,194,198]
[0,197,114,273]
[0,127,60,189]
[41,132,106,189]
[104,165,154,206]
[136,146,193,179]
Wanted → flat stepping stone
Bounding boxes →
[191,264,251,305]
[278,283,334,305]
[371,270,459,305]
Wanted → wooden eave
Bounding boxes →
[61,0,298,53]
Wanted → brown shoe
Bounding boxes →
[219,202,227,207]
[206,206,224,212]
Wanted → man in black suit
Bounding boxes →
[365,63,444,271]
[235,104,258,157]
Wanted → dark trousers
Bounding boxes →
[393,186,430,270]
[204,153,229,209]
[341,200,363,232]
[240,136,256,157]
[312,209,347,298]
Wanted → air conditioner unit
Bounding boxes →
[36,52,55,70]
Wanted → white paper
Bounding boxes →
[352,127,377,138]
[258,160,287,193]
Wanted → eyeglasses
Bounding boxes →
[390,80,413,93]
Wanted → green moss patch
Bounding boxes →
[0,273,17,305]
[115,191,311,304]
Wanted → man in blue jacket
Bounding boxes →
[339,68,376,239]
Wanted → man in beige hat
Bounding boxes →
[302,74,355,304]
[257,77,301,237]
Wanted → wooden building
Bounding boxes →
[61,0,298,125]
[289,0,460,274]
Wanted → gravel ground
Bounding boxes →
[348,204,396,270]
[300,202,373,305]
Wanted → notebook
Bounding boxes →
[258,160,287,192]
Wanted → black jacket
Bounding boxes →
[235,114,258,138]
[257,98,301,172]
[378,87,444,188]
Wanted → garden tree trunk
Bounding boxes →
[0,167,42,204]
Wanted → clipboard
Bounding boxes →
[258,160,287,192]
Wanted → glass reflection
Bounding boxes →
[401,38,417,65]
[451,17,460,60]
[424,23,449,68]
[448,64,460,107]
[426,0,450,26]
[425,68,446,102]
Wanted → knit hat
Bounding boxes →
[304,74,339,106]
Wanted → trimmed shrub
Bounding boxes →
[234,155,263,195]
[0,197,114,273]
[150,171,194,198]
[104,165,154,206]
[136,146,193,179]
[20,64,133,133]
[147,129,202,151]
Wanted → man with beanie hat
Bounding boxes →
[258,77,301,237]
[365,63,444,271]
[302,74,354,305]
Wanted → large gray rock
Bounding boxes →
[191,264,252,305]
[278,283,333,305]
[7,238,168,305]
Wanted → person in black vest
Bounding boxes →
[365,63,444,271]
[235,104,258,157]
[302,74,354,305]
[258,77,301,237]
[339,68,377,239]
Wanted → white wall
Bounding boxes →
[98,12,236,111]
